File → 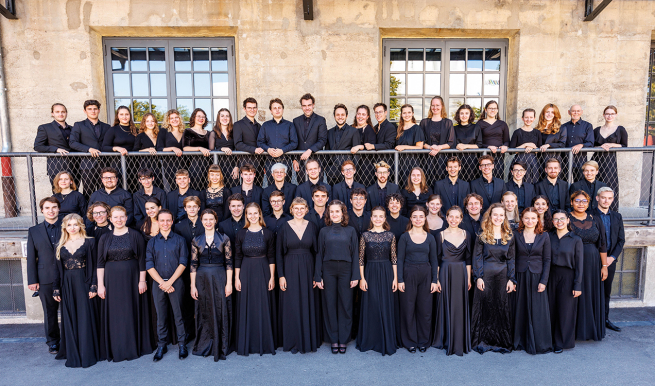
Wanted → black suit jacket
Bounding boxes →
[515,232,551,284]
[233,116,261,153]
[461,213,482,252]
[326,124,361,150]
[166,188,203,221]
[230,185,263,209]
[433,178,470,214]
[366,182,400,209]
[262,182,297,217]
[26,222,61,285]
[34,121,72,153]
[535,179,569,211]
[332,181,366,210]
[506,179,536,212]
[70,119,111,170]
[133,187,168,228]
[297,181,332,209]
[592,208,625,260]
[470,177,507,213]
[570,180,608,210]
[293,113,327,153]
[173,217,203,250]
[374,119,397,150]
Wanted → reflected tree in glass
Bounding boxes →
[389,75,401,121]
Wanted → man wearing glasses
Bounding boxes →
[536,158,570,211]
[347,188,371,239]
[470,155,506,213]
[87,167,134,227]
[233,97,264,186]
[433,156,471,215]
[506,161,535,213]
[366,161,400,210]
[366,103,396,151]
[133,168,168,229]
[332,160,365,212]
[263,190,291,236]
[262,163,296,217]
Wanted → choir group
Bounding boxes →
[27,94,627,367]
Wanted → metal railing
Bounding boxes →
[0,147,652,230]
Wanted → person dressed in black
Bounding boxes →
[134,113,166,176]
[235,203,277,355]
[477,101,509,180]
[351,105,377,179]
[347,188,371,239]
[510,109,542,183]
[263,190,291,236]
[563,105,595,182]
[366,103,397,175]
[397,206,438,353]
[293,94,328,182]
[133,168,167,229]
[400,167,432,217]
[548,210,583,353]
[257,98,298,183]
[592,106,627,211]
[27,198,62,354]
[453,104,483,181]
[325,104,362,185]
[470,154,507,214]
[502,191,520,231]
[356,207,398,356]
[87,167,134,227]
[183,108,212,191]
[532,195,554,233]
[535,104,567,172]
[315,200,360,354]
[471,203,516,354]
[34,103,76,186]
[208,108,238,189]
[394,104,426,184]
[69,100,111,199]
[426,194,446,238]
[140,198,162,242]
[569,191,608,342]
[296,159,332,209]
[52,171,86,222]
[304,185,329,233]
[162,109,188,192]
[367,161,400,210]
[507,161,536,214]
[233,97,264,187]
[190,209,233,361]
[535,158,569,211]
[569,161,608,210]
[433,157,470,215]
[461,194,484,250]
[166,169,202,223]
[218,193,245,259]
[102,106,138,188]
[53,214,100,368]
[432,206,472,356]
[229,163,263,210]
[421,96,455,183]
[386,193,409,241]
[262,163,297,217]
[277,197,320,353]
[332,160,366,211]
[513,207,552,354]
[97,206,154,362]
[200,165,227,221]
[86,201,113,241]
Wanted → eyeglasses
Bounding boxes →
[342,168,355,173]
[480,163,493,168]
[270,200,284,204]
[93,211,107,216]
[604,113,616,116]
[376,171,389,175]
[352,197,366,201]
[102,177,117,181]
[512,169,526,173]
[574,199,589,204]
[553,218,567,223]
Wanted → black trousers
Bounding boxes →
[321,260,353,344]
[548,265,578,350]
[604,260,617,320]
[399,263,432,348]
[38,282,60,346]
[152,279,186,347]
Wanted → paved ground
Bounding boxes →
[1,308,654,385]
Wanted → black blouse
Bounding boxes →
[53,238,97,296]
[164,130,184,149]
[183,128,210,149]
[396,124,425,146]
[208,129,235,151]
[53,191,87,222]
[102,125,137,152]
[97,229,146,271]
[358,124,377,144]
[473,236,516,283]
[401,188,433,217]
[190,231,232,272]
[594,125,628,147]
[514,232,551,285]
[510,128,543,148]
[548,231,584,291]
[569,214,607,253]
[397,232,438,283]
[314,223,360,282]
[420,118,455,147]
[478,120,510,147]
[454,123,483,146]
[388,214,409,241]
[134,130,166,151]
[539,127,567,148]
[359,231,397,266]
[276,221,317,278]
[234,228,276,268]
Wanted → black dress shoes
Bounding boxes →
[418,347,427,353]
[331,345,339,354]
[339,345,347,354]
[179,344,188,359]
[407,347,416,353]
[48,344,59,354]
[606,320,621,332]
[553,347,563,354]
[153,345,168,362]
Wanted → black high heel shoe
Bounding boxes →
[339,345,347,354]
[331,344,339,354]
[407,347,416,353]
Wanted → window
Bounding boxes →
[645,43,655,144]
[103,38,236,128]
[383,39,507,122]
[611,248,644,299]
[0,259,25,315]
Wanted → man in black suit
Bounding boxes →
[367,161,400,210]
[433,156,471,215]
[166,169,203,223]
[366,103,397,151]
[347,188,371,238]
[332,160,365,211]
[262,163,296,217]
[133,168,168,229]
[34,103,76,186]
[594,187,625,332]
[229,164,263,210]
[506,161,536,213]
[461,193,483,251]
[292,93,327,182]
[326,104,362,185]
[569,161,608,210]
[87,167,134,227]
[69,100,111,200]
[233,97,264,186]
[26,197,62,354]
[304,185,329,232]
[562,105,594,182]
[296,159,332,209]
[535,158,569,211]
[218,193,245,258]
[470,155,506,214]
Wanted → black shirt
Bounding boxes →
[87,187,134,226]
[145,232,188,280]
[387,214,409,241]
[396,124,425,146]
[543,179,560,208]
[183,128,209,149]
[233,117,261,153]
[478,120,510,147]
[53,191,86,222]
[397,232,439,283]
[133,187,167,226]
[548,231,584,291]
[257,118,298,152]
[264,213,291,236]
[562,119,594,148]
[421,118,455,147]
[454,123,483,146]
[347,210,371,239]
[510,128,543,148]
[218,216,245,257]
[102,125,136,152]
[164,130,184,149]
[134,130,166,151]
[314,223,360,282]
[208,129,235,150]
[44,220,60,249]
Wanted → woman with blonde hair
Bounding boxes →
[421,96,455,182]
[53,214,100,367]
[52,171,86,222]
[209,108,240,184]
[162,109,188,188]
[200,165,226,220]
[395,104,425,185]
[134,112,166,174]
[501,191,519,231]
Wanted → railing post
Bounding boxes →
[567,149,574,183]
[213,153,218,165]
[394,152,399,185]
[120,154,128,190]
[648,150,655,226]
[26,155,37,226]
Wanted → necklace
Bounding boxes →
[119,125,131,133]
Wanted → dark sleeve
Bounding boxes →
[413,125,425,144]
[573,237,584,292]
[266,230,276,265]
[375,123,396,150]
[502,122,510,147]
[350,229,360,281]
[234,231,244,269]
[594,215,607,253]
[97,233,107,269]
[474,125,483,147]
[472,236,484,280]
[540,234,551,285]
[178,236,188,267]
[351,127,362,147]
[34,126,58,152]
[155,130,167,151]
[429,235,439,283]
[509,130,519,148]
[611,214,625,259]
[26,231,38,284]
[224,238,233,270]
[145,238,155,271]
[124,193,135,226]
[70,123,91,152]
[535,131,543,147]
[190,240,199,273]
[261,189,272,217]
[101,127,115,152]
[396,234,406,283]
[133,135,143,151]
[464,232,472,266]
[282,124,298,153]
[164,132,180,148]
[311,119,328,153]
[314,229,325,282]
[134,231,146,271]
[234,123,256,153]
[76,194,87,219]
[555,127,567,148]
[53,258,62,295]
[207,130,217,150]
[618,126,628,147]
[276,226,286,278]
[583,124,594,147]
[88,239,98,290]
[256,125,269,150]
[436,231,443,267]
[506,236,516,283]
[444,120,455,147]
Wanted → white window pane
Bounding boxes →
[194,73,210,96]
[407,74,423,95]
[193,48,210,71]
[174,48,191,71]
[425,49,441,71]
[390,48,406,71]
[212,73,229,96]
[390,74,405,96]
[467,49,483,71]
[213,99,229,116]
[114,98,130,112]
[150,74,167,97]
[111,48,128,71]
[484,74,500,96]
[112,74,130,96]
[148,47,166,71]
[408,98,423,121]
[449,97,464,119]
[449,73,465,95]
[195,99,212,123]
[131,73,149,97]
[211,48,228,71]
[485,48,501,71]
[425,74,441,95]
[466,73,482,96]
[407,49,423,71]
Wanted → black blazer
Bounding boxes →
[366,182,400,209]
[233,116,261,153]
[166,188,203,221]
[592,208,625,259]
[515,231,551,284]
[506,179,536,212]
[293,113,328,153]
[569,180,608,210]
[34,121,72,152]
[461,213,481,251]
[230,185,263,209]
[26,221,61,285]
[69,119,110,152]
[535,179,569,211]
[297,181,332,209]
[133,187,168,228]
[374,119,397,150]
[326,124,361,150]
[262,182,297,217]
[470,177,507,213]
[332,181,366,210]
[173,217,202,250]
[433,178,470,214]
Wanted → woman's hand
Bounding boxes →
[477,278,485,292]
[231,166,240,180]
[89,292,97,299]
[601,143,612,152]
[524,144,535,153]
[53,295,61,302]
[190,285,199,300]
[350,146,361,154]
[456,143,467,151]
[200,147,211,157]
[429,144,442,156]
[540,144,550,152]
[98,285,106,299]
[601,266,608,281]
[113,146,128,156]
[538,283,546,293]
[171,147,183,156]
[279,277,287,292]
[359,278,368,291]
[138,281,147,294]
[398,282,405,292]
[146,147,157,155]
[221,147,233,155]
[434,281,442,293]
[395,145,407,152]
[268,277,275,291]
[488,146,498,153]
[506,280,515,293]
[573,290,582,298]
[500,145,508,153]
[392,279,398,292]
[225,283,232,297]
[430,283,440,293]
[235,278,242,292]
[350,280,358,288]
[316,280,324,290]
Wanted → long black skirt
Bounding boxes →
[432,261,471,356]
[56,269,100,368]
[279,252,318,353]
[576,244,606,341]
[513,271,552,354]
[193,264,232,361]
[101,259,154,362]
[471,262,512,354]
[356,260,397,356]
[236,257,277,356]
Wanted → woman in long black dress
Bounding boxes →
[190,208,233,361]
[397,206,438,353]
[97,206,154,362]
[134,113,166,178]
[200,165,226,221]
[532,195,554,232]
[102,106,138,189]
[53,214,99,368]
[400,167,432,217]
[52,171,86,222]
[183,108,212,191]
[432,206,471,356]
[536,104,567,178]
[510,109,542,183]
[426,194,446,238]
[477,101,509,180]
[277,197,319,353]
[162,109,187,191]
[356,207,397,356]
[421,96,455,184]
[235,203,277,355]
[569,190,608,341]
[352,105,377,180]
[471,203,516,354]
[453,104,483,181]
[209,108,240,189]
[592,105,628,211]
[513,207,552,354]
[395,104,425,184]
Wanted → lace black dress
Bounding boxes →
[53,238,100,368]
[471,236,516,354]
[570,214,607,341]
[432,230,472,356]
[276,221,319,353]
[356,231,397,356]
[203,188,225,220]
[191,231,233,361]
